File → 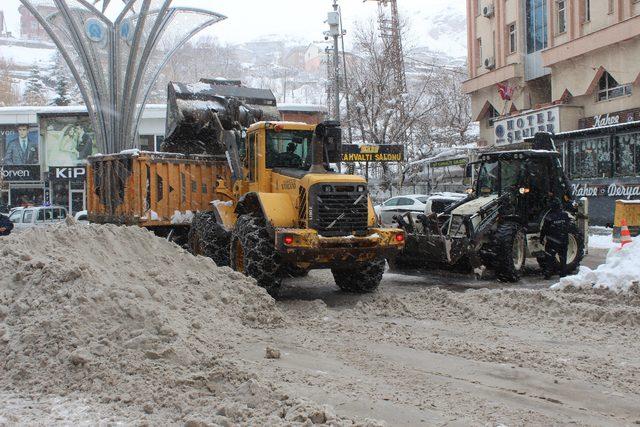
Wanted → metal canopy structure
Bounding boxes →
[19,0,226,153]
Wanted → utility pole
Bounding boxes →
[326,1,341,122]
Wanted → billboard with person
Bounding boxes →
[42,116,97,166]
[1,124,40,165]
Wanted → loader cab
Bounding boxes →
[476,151,569,231]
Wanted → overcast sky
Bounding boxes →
[2,0,465,46]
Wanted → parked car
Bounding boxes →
[8,206,69,230]
[374,195,429,226]
[424,192,468,215]
[74,210,88,223]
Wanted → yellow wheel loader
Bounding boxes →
[88,80,404,295]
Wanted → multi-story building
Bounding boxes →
[464,0,640,225]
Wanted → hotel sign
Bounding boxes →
[494,106,559,146]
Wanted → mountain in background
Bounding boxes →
[412,3,467,59]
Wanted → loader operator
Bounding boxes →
[540,197,571,279]
[278,142,302,168]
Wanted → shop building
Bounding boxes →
[463,0,640,224]
[0,105,166,213]
[463,0,640,146]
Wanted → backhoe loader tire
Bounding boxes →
[188,212,231,267]
[494,222,526,283]
[331,258,385,293]
[536,223,585,274]
[230,214,282,296]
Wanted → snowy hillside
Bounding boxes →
[412,3,467,59]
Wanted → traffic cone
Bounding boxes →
[620,218,632,248]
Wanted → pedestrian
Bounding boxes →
[540,197,571,279]
[0,213,14,237]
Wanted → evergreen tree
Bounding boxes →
[49,52,83,105]
[23,65,47,106]
[52,71,71,106]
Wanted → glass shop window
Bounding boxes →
[614,132,640,177]
[569,137,611,179]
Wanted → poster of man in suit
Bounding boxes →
[1,124,40,165]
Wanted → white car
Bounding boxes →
[374,195,429,226]
[74,210,89,223]
[8,206,69,230]
[424,192,467,215]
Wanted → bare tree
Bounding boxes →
[0,59,19,107]
[345,19,437,194]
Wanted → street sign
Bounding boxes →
[340,144,404,162]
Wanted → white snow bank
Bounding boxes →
[589,233,615,250]
[552,239,640,292]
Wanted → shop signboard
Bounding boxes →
[0,165,42,182]
[340,144,404,162]
[430,158,468,168]
[0,124,40,166]
[579,108,640,129]
[42,115,98,166]
[49,166,87,181]
[494,106,559,146]
[571,182,640,199]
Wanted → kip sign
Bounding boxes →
[494,107,559,146]
[49,166,86,181]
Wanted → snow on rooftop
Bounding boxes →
[278,104,327,112]
[0,44,56,67]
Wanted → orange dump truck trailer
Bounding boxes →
[87,151,229,237]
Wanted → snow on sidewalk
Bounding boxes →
[552,239,640,292]
[588,233,615,249]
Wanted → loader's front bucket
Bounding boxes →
[400,233,469,267]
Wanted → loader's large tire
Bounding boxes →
[331,258,386,293]
[494,222,526,282]
[188,211,231,267]
[230,214,282,296]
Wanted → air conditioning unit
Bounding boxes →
[482,4,495,18]
[484,57,496,69]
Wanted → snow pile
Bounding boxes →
[552,239,640,292]
[0,223,367,424]
[589,233,615,249]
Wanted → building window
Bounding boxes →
[597,72,633,102]
[557,0,567,34]
[487,104,499,128]
[614,133,640,177]
[508,23,517,53]
[584,0,591,22]
[139,135,154,151]
[569,137,612,179]
[476,38,483,67]
[526,0,548,54]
